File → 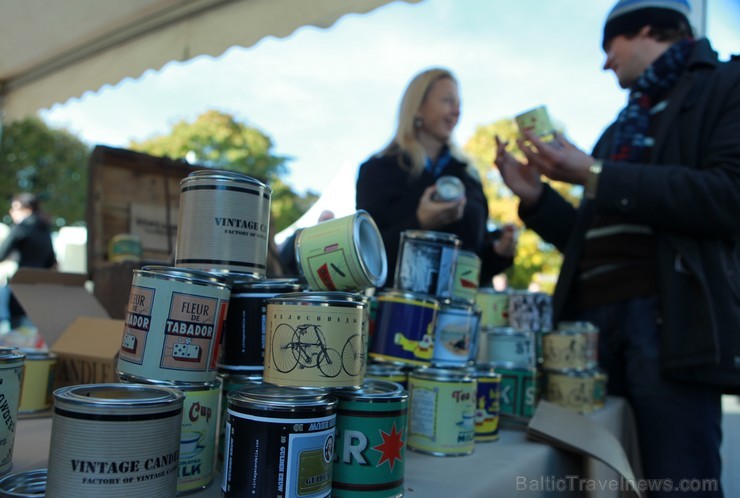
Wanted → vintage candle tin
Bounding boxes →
[394,230,460,299]
[486,327,537,369]
[264,292,367,388]
[175,170,272,278]
[542,321,599,371]
[0,347,25,477]
[219,278,302,373]
[364,363,409,391]
[108,233,142,263]
[222,385,337,498]
[369,290,439,367]
[497,366,538,425]
[46,383,184,498]
[541,368,606,414]
[451,250,481,304]
[507,290,553,332]
[475,288,509,328]
[295,210,387,292]
[216,372,263,469]
[407,367,476,456]
[0,468,47,497]
[514,105,556,142]
[119,374,220,495]
[431,175,465,202]
[465,365,501,442]
[18,349,56,414]
[331,380,408,497]
[117,266,231,383]
[430,300,480,368]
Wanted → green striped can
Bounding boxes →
[331,380,408,497]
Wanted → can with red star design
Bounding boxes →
[331,380,408,497]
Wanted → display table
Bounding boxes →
[11,396,639,497]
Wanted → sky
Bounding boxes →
[40,0,739,208]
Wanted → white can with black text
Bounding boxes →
[0,347,25,477]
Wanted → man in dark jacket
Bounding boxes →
[495,0,738,496]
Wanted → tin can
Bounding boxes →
[175,170,272,278]
[118,266,231,383]
[18,349,56,414]
[364,363,409,391]
[451,250,481,304]
[407,367,476,456]
[331,380,408,497]
[369,290,439,367]
[46,383,184,498]
[295,210,387,292]
[475,288,509,328]
[465,365,501,442]
[508,290,553,332]
[0,347,25,477]
[542,322,599,371]
[431,175,465,202]
[216,372,263,469]
[394,230,460,299]
[431,300,480,368]
[222,385,337,498]
[542,369,604,414]
[264,292,367,388]
[497,366,538,424]
[108,234,142,263]
[514,105,556,142]
[486,327,537,369]
[119,374,220,495]
[0,469,47,497]
[219,278,302,373]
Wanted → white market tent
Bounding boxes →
[0,0,418,121]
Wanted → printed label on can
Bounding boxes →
[487,328,536,368]
[217,375,263,468]
[178,386,219,494]
[432,305,479,367]
[332,396,407,497]
[395,232,459,298]
[19,353,56,414]
[475,290,509,328]
[0,361,24,476]
[498,367,537,419]
[471,373,501,441]
[542,332,591,371]
[544,370,600,414]
[407,375,476,456]
[222,412,335,497]
[451,251,481,303]
[369,293,438,366]
[508,291,553,332]
[265,304,366,388]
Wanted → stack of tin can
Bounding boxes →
[540,321,607,414]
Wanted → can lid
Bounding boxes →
[377,289,440,308]
[556,321,599,333]
[228,385,338,411]
[267,291,367,308]
[18,348,56,361]
[401,229,461,245]
[489,326,532,336]
[182,169,272,193]
[464,364,500,379]
[0,346,25,363]
[137,265,231,289]
[0,469,47,497]
[118,372,221,391]
[230,277,303,293]
[53,383,185,408]
[409,366,474,382]
[331,379,407,401]
[434,175,465,201]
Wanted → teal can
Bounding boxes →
[332,380,408,497]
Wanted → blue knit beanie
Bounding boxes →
[603,0,692,48]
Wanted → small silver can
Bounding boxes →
[0,347,25,477]
[431,175,465,202]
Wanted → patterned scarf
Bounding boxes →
[610,39,694,162]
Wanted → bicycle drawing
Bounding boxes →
[271,324,365,378]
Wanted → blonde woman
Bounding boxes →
[356,67,516,288]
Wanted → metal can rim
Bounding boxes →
[0,469,47,497]
[137,266,230,289]
[401,229,461,245]
[53,383,185,408]
[117,373,221,392]
[227,385,338,411]
[409,366,474,383]
[331,379,407,401]
[0,346,25,363]
[181,169,272,194]
[266,291,367,308]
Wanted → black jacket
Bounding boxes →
[356,152,512,288]
[0,214,56,268]
[521,39,740,391]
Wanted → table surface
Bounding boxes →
[11,397,635,498]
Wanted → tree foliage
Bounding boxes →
[0,117,90,227]
[129,110,315,231]
[463,118,581,292]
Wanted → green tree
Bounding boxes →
[463,118,581,292]
[0,117,90,227]
[129,109,315,231]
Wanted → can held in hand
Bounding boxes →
[332,380,408,497]
[119,374,220,495]
[222,385,337,498]
[394,230,460,299]
[264,292,367,388]
[407,367,476,456]
[175,170,272,278]
[118,266,231,383]
[369,290,439,367]
[0,347,25,477]
[219,278,302,373]
[295,210,387,292]
[46,383,184,498]
[451,250,481,304]
[18,349,56,415]
[431,175,465,202]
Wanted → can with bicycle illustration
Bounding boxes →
[542,321,599,371]
[222,385,337,498]
[369,290,440,367]
[394,230,461,299]
[264,292,367,388]
[541,368,605,414]
[117,266,231,383]
[331,380,408,497]
[219,278,303,373]
[407,367,476,456]
[295,210,387,292]
[175,170,272,279]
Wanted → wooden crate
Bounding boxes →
[86,146,201,317]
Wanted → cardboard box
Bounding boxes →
[10,268,125,389]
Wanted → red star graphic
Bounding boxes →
[372,422,404,471]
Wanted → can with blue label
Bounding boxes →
[465,365,501,442]
[431,299,480,368]
[331,380,408,497]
